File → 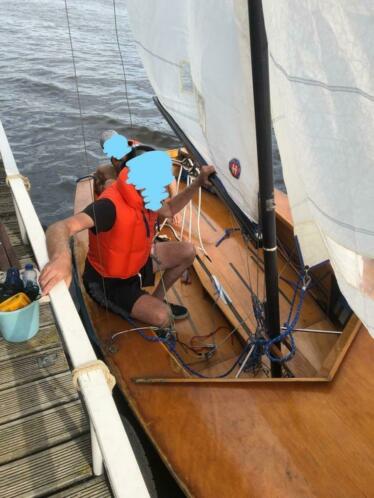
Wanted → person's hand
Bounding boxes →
[39,253,72,296]
[198,165,216,186]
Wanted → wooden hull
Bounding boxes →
[74,177,374,497]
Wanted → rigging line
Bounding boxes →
[197,184,209,256]
[179,174,189,239]
[64,0,112,327]
[188,178,193,242]
[63,0,89,168]
[214,312,254,349]
[112,0,133,128]
[175,160,183,195]
[152,243,176,332]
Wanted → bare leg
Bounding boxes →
[130,241,195,327]
[130,294,171,328]
[151,241,196,300]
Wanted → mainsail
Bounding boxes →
[125,0,259,222]
[262,1,374,337]
[126,0,374,338]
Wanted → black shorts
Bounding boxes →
[82,257,155,315]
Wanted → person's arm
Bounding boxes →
[167,178,178,198]
[158,165,215,219]
[39,212,94,295]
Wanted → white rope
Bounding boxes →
[6,174,31,191]
[72,360,116,391]
[188,177,193,243]
[196,185,209,256]
[110,326,159,343]
[179,174,189,240]
[175,160,183,195]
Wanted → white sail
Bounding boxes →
[263,0,374,337]
[125,0,259,222]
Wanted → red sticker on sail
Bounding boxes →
[229,158,241,179]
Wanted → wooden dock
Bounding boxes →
[0,158,113,497]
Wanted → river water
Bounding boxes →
[0,0,282,226]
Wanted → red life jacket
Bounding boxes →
[87,167,158,279]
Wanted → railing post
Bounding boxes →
[91,422,104,476]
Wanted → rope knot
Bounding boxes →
[72,359,116,391]
[6,174,31,191]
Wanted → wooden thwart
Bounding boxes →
[133,376,329,384]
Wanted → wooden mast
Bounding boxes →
[248,0,282,377]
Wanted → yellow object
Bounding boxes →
[0,292,31,312]
[166,148,180,159]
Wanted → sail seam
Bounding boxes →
[269,53,374,103]
[308,196,374,236]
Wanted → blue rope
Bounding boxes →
[122,313,251,378]
[118,271,308,373]
[167,339,254,379]
[262,274,307,363]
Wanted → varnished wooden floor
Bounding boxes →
[74,177,374,498]
[0,159,112,497]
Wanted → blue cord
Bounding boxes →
[120,271,308,374]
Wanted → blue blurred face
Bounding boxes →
[104,134,132,160]
[126,151,173,211]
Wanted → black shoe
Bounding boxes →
[164,301,189,320]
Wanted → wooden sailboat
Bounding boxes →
[72,1,374,496]
[73,168,374,497]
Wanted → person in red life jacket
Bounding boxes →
[94,130,182,226]
[40,136,215,328]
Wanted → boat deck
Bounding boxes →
[0,159,112,497]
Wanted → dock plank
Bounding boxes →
[48,476,113,498]
[0,324,60,362]
[2,221,22,246]
[0,434,92,498]
[0,346,69,391]
[40,302,55,327]
[0,372,78,424]
[0,400,88,465]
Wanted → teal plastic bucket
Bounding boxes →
[0,299,40,343]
